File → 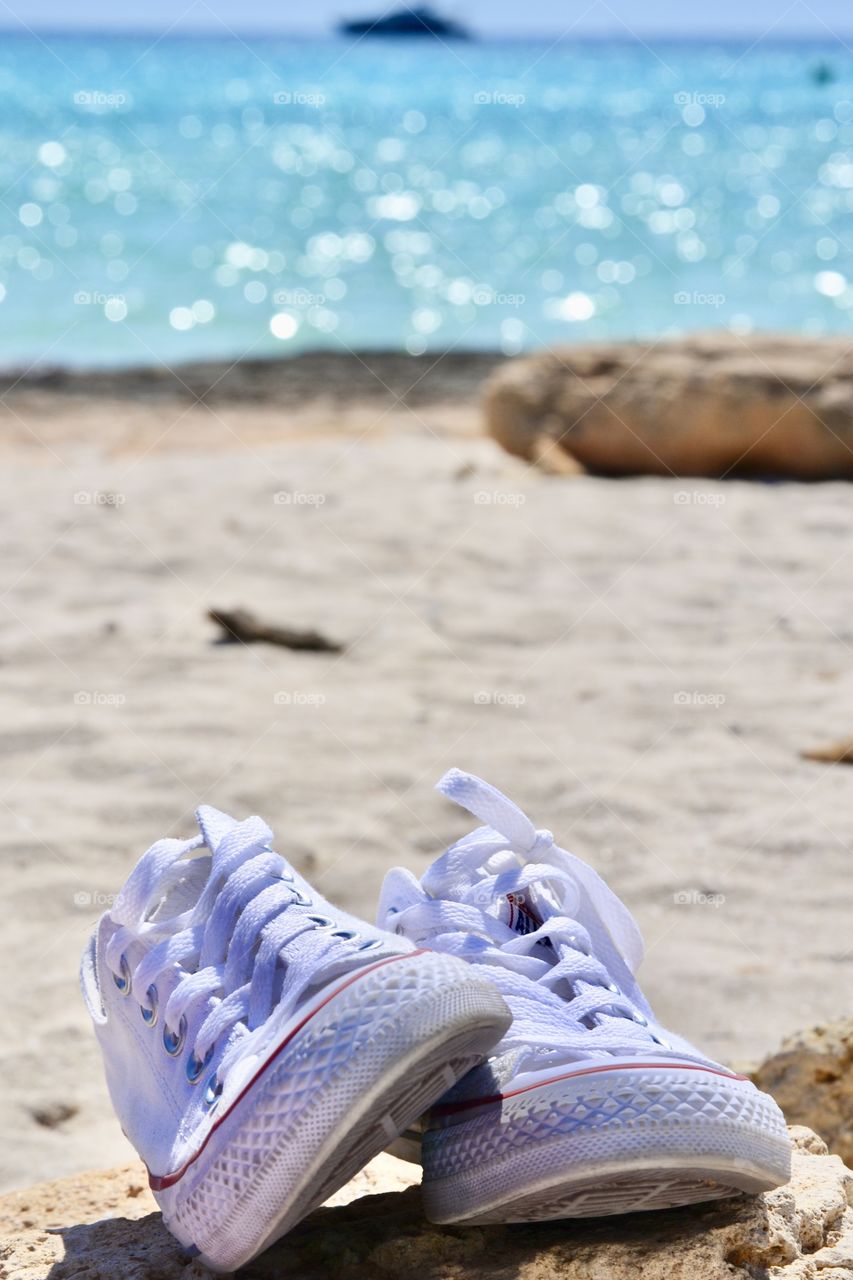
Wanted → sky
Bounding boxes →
[5,0,853,39]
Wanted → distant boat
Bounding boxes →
[338,6,470,38]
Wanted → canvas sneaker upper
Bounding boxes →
[82,803,414,1179]
[378,768,729,1103]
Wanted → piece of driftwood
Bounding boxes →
[801,739,853,764]
[208,608,343,653]
[484,334,853,478]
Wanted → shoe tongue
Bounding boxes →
[484,884,560,963]
[144,805,240,922]
[488,888,543,937]
[148,857,209,921]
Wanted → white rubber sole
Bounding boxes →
[421,1063,792,1225]
[158,951,510,1271]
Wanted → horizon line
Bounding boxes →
[1,25,852,43]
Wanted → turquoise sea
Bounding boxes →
[2,33,853,368]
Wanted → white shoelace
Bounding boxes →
[392,770,665,1060]
[104,814,382,1095]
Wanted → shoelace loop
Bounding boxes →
[104,815,381,1099]
[399,770,666,1060]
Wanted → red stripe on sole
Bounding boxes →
[148,948,427,1191]
[431,1060,749,1117]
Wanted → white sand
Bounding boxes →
[2,405,851,1190]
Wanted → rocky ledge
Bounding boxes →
[483,333,853,478]
[2,1128,851,1279]
[755,1018,853,1168]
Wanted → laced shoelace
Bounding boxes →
[104,815,382,1101]
[391,770,667,1061]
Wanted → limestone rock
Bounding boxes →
[483,334,853,478]
[754,1018,853,1166]
[2,1130,852,1279]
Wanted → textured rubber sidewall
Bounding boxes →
[421,1067,792,1225]
[162,952,508,1270]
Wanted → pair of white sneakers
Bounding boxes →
[81,769,791,1273]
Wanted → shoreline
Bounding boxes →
[0,351,506,460]
[0,351,507,407]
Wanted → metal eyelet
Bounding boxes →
[292,890,312,907]
[358,938,383,951]
[307,914,334,928]
[277,868,294,883]
[186,1045,213,1085]
[163,1015,187,1057]
[331,928,357,941]
[140,983,158,1026]
[633,1012,649,1027]
[112,954,132,995]
[204,1073,223,1107]
[606,982,620,995]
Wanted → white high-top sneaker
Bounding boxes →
[378,770,791,1225]
[81,804,510,1271]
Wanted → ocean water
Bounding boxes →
[2,33,853,368]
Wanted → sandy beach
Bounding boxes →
[1,351,851,1192]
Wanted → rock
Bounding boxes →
[2,1130,852,1279]
[754,1019,853,1166]
[27,1102,78,1130]
[483,334,853,478]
